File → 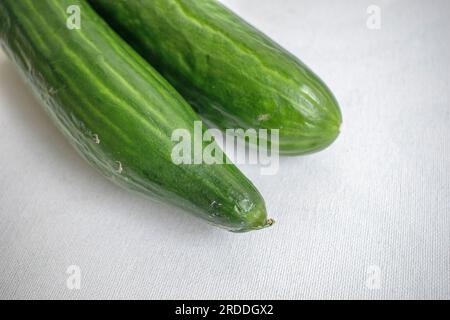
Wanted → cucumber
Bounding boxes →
[89,0,342,155]
[0,0,272,232]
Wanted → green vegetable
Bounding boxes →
[89,0,342,155]
[0,0,272,232]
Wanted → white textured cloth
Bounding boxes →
[0,0,449,299]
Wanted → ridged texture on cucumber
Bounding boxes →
[89,0,342,155]
[0,0,271,232]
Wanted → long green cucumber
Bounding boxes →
[89,0,342,155]
[0,0,272,232]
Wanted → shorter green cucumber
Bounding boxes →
[90,0,342,155]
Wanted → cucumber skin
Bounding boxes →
[89,0,342,155]
[0,0,270,232]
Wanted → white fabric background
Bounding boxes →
[0,0,449,299]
